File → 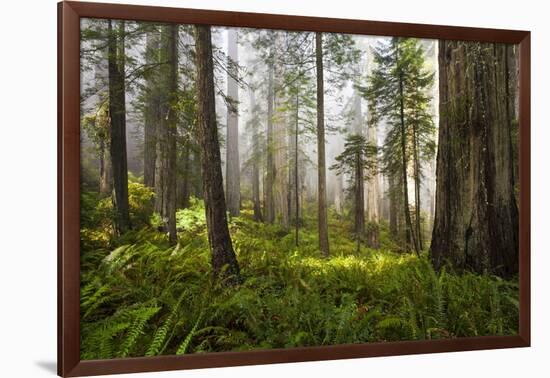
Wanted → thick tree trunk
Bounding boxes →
[194,25,241,284]
[506,45,520,202]
[190,151,203,200]
[108,20,130,235]
[225,29,240,216]
[430,41,519,278]
[316,32,330,257]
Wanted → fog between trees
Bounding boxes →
[78,19,520,358]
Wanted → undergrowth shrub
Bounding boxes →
[80,181,155,250]
[80,200,519,359]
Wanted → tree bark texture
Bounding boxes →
[194,25,241,283]
[430,41,519,278]
[153,25,178,245]
[108,20,131,235]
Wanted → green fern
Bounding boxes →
[80,197,519,358]
[119,306,161,357]
[176,314,203,355]
[146,293,188,356]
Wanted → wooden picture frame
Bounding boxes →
[58,1,531,376]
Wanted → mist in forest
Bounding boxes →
[79,19,520,359]
[81,24,440,247]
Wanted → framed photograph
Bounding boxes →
[58,1,530,376]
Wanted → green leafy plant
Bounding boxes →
[80,199,519,359]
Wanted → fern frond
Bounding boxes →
[176,313,203,355]
[119,306,161,357]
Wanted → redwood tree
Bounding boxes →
[194,25,241,283]
[107,20,130,235]
[430,41,519,278]
[153,25,178,245]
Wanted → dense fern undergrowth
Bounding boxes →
[80,182,519,360]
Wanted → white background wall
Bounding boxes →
[0,0,547,377]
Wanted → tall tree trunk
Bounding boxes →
[154,124,165,214]
[294,93,300,246]
[428,158,436,222]
[164,25,178,245]
[194,25,241,284]
[366,126,380,249]
[506,45,520,203]
[315,32,330,257]
[412,122,423,250]
[397,44,418,256]
[252,158,263,222]
[143,29,159,189]
[108,20,130,235]
[179,141,191,209]
[99,139,112,195]
[250,90,263,222]
[355,151,365,252]
[334,173,344,216]
[273,33,289,228]
[366,127,379,222]
[430,41,519,278]
[287,128,293,224]
[154,25,178,244]
[388,173,398,239]
[265,56,275,223]
[225,29,240,216]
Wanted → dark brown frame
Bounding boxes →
[58,1,531,376]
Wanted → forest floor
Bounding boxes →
[80,184,519,360]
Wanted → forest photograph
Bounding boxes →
[79,18,520,360]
